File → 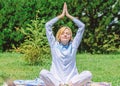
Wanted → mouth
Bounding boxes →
[63,38,68,39]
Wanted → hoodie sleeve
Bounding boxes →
[72,18,85,49]
[45,17,59,47]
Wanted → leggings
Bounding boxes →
[40,69,92,86]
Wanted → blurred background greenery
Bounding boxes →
[0,0,119,54]
[0,0,120,85]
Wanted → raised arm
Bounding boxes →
[65,3,85,48]
[45,3,66,47]
[72,18,85,48]
[45,17,59,47]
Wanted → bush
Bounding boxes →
[0,0,37,51]
[0,0,119,53]
[18,16,50,65]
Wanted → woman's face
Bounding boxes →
[60,29,71,45]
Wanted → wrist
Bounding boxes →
[57,15,62,19]
[58,14,64,19]
[66,14,74,20]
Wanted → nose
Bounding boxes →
[64,34,67,37]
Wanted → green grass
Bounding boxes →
[76,54,120,86]
[0,52,120,86]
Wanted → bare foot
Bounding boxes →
[4,79,16,86]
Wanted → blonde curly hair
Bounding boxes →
[56,26,73,42]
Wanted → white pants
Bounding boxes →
[40,69,92,86]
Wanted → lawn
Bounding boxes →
[0,52,120,86]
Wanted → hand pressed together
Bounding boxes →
[58,2,74,20]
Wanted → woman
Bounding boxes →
[40,3,92,86]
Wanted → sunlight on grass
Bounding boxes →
[0,52,120,86]
[76,54,120,86]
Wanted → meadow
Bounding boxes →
[0,52,120,86]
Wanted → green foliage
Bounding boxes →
[0,0,119,53]
[79,0,120,53]
[19,17,50,65]
[0,0,37,51]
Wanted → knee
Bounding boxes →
[84,70,92,79]
[39,69,48,77]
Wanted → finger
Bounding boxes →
[62,3,66,14]
[64,2,66,6]
[65,2,67,7]
[63,3,66,10]
[64,2,66,5]
[65,4,68,12]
